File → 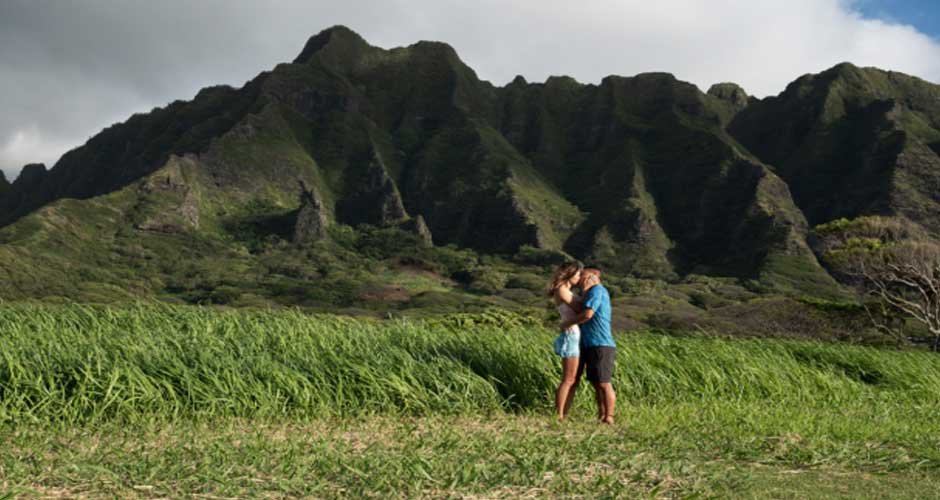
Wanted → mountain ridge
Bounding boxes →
[2,26,939,307]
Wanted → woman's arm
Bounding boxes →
[555,286,582,313]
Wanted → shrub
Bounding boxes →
[354,225,424,260]
[428,245,479,275]
[468,268,508,294]
[208,286,242,305]
[506,272,546,292]
[499,288,538,304]
[513,245,570,267]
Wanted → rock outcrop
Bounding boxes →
[396,215,433,246]
[707,82,750,110]
[133,156,201,233]
[293,184,329,243]
[336,148,407,226]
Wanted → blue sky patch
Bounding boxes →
[854,0,940,39]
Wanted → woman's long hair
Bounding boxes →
[546,262,583,297]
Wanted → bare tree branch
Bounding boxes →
[817,219,940,350]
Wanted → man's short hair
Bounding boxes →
[583,267,602,281]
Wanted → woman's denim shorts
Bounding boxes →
[553,331,580,358]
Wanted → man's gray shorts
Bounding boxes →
[580,346,616,383]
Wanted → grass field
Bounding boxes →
[1,304,940,498]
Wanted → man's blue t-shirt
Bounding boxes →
[581,284,615,348]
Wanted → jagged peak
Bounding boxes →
[784,62,898,95]
[606,72,678,83]
[789,62,860,84]
[14,163,47,185]
[599,72,698,95]
[708,82,747,97]
[409,39,457,53]
[292,25,371,64]
[820,62,935,93]
[194,84,237,101]
[402,40,487,97]
[708,82,750,108]
[819,62,886,88]
[544,75,580,87]
[403,40,471,71]
[600,72,708,99]
[509,75,528,86]
[292,27,476,82]
[824,61,862,76]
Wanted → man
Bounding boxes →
[561,267,616,424]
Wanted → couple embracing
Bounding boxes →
[547,263,616,424]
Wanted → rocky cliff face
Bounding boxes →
[728,63,940,232]
[3,27,938,297]
[492,71,821,287]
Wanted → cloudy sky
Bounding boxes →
[2,0,939,182]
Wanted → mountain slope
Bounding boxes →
[729,63,940,232]
[494,72,829,294]
[10,27,931,304]
[0,83,264,228]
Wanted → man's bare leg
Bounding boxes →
[596,382,616,424]
[592,382,607,421]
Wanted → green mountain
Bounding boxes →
[729,63,940,232]
[4,26,939,316]
[494,72,822,295]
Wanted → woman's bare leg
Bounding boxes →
[555,357,580,420]
[563,359,583,417]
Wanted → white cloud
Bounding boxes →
[0,126,76,181]
[2,0,939,182]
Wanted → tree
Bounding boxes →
[847,241,940,350]
[814,216,940,350]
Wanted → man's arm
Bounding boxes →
[561,285,599,329]
[561,307,594,330]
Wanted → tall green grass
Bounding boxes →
[2,303,940,425]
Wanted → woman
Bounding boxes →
[547,262,583,420]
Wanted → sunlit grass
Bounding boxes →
[1,303,939,497]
